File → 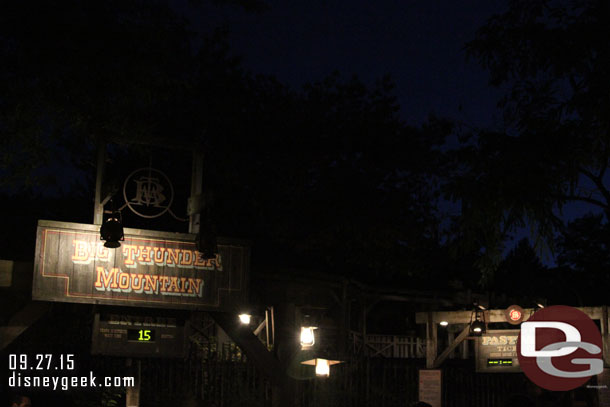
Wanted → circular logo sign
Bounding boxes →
[123,168,174,219]
[517,305,603,391]
[505,305,524,325]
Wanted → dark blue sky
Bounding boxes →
[175,0,506,127]
[170,0,604,266]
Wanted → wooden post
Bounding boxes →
[426,312,438,368]
[93,136,106,225]
[189,151,204,234]
[362,300,367,355]
[340,279,348,355]
[270,306,275,350]
[603,305,609,367]
[125,359,140,407]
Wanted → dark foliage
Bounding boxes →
[445,0,610,278]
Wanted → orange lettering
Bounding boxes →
[137,246,153,263]
[72,240,90,263]
[167,276,179,292]
[143,274,159,293]
[166,248,180,265]
[122,245,139,266]
[94,267,119,289]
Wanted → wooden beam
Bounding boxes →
[0,302,50,350]
[415,306,607,324]
[208,311,287,385]
[253,319,266,336]
[433,326,470,368]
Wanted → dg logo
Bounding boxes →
[517,305,604,391]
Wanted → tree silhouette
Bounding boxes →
[444,0,610,277]
[555,213,610,305]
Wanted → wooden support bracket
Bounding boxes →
[208,311,287,385]
[0,302,50,351]
[432,325,470,368]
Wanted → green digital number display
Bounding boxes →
[127,329,155,342]
[487,358,513,366]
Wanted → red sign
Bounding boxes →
[505,305,525,325]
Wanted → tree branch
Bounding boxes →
[578,166,610,205]
[557,193,608,209]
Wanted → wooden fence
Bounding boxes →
[90,354,600,407]
[88,332,600,407]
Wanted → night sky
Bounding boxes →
[173,0,506,127]
[172,0,603,263]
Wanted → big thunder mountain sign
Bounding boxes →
[32,220,249,310]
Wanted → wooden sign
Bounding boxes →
[475,329,521,373]
[418,369,442,407]
[32,220,249,311]
[91,312,187,358]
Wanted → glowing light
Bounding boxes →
[315,359,330,376]
[238,314,251,325]
[300,326,316,348]
[439,321,449,327]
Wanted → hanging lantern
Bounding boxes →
[469,303,487,336]
[100,212,124,248]
[301,355,343,377]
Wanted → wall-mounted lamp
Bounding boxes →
[100,211,124,248]
[300,326,317,349]
[238,313,251,325]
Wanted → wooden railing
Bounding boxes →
[349,330,426,358]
